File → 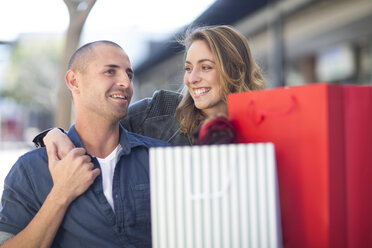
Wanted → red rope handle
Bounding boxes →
[248,95,297,125]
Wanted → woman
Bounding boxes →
[35,25,264,150]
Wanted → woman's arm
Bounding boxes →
[43,128,75,159]
[32,90,185,148]
[120,97,151,133]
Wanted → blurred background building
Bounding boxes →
[0,0,372,144]
[132,0,372,100]
[0,34,62,146]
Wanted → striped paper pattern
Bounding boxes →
[150,143,282,248]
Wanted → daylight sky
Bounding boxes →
[0,0,215,66]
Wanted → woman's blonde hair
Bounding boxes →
[176,25,265,137]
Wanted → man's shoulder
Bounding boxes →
[3,147,49,200]
[16,147,47,165]
[8,148,48,177]
[5,148,48,184]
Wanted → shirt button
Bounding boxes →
[115,194,119,199]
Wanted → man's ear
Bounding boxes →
[65,70,80,94]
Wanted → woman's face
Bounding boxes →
[184,40,227,116]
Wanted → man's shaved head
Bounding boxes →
[67,40,124,73]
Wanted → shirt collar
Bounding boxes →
[66,124,147,157]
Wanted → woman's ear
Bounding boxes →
[65,70,80,94]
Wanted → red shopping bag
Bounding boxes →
[228,83,372,248]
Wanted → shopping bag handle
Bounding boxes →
[248,95,297,125]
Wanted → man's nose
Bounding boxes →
[117,72,131,87]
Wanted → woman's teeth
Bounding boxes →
[194,88,210,96]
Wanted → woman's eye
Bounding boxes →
[184,66,191,72]
[202,65,212,70]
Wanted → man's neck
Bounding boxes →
[75,118,120,159]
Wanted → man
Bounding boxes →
[0,41,167,247]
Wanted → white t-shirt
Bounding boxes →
[96,144,122,211]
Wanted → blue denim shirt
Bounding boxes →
[0,125,168,247]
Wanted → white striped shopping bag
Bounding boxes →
[149,143,282,248]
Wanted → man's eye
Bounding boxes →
[127,73,134,80]
[106,69,115,75]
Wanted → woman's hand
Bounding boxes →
[44,128,75,159]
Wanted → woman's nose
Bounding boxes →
[188,68,201,84]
